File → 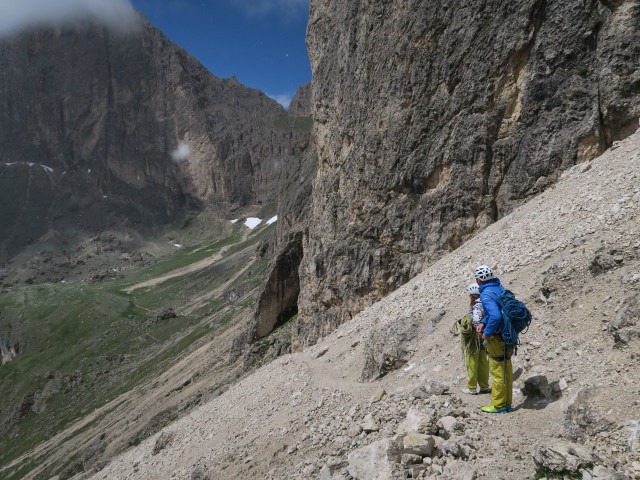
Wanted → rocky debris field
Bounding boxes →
[83,129,640,480]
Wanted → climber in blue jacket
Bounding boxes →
[474,265,513,413]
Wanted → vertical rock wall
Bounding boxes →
[295,0,640,349]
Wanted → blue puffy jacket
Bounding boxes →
[479,278,504,337]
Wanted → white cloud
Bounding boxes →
[225,0,309,18]
[0,0,139,38]
[171,143,191,162]
[268,93,293,109]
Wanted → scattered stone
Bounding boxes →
[401,453,422,465]
[608,295,639,346]
[437,416,461,438]
[440,439,465,458]
[190,464,209,480]
[361,413,379,433]
[152,431,175,456]
[402,432,435,457]
[319,460,345,480]
[347,439,394,480]
[621,273,640,284]
[347,423,363,437]
[313,347,330,359]
[584,465,633,480]
[397,407,434,434]
[532,440,594,473]
[370,388,387,404]
[590,252,618,274]
[412,381,449,399]
[565,388,616,441]
[522,375,555,399]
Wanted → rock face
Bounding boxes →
[295,0,640,347]
[0,14,310,262]
[288,82,312,117]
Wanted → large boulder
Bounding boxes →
[359,315,420,381]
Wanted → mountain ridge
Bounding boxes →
[0,13,311,264]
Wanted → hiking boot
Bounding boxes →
[480,405,510,413]
[478,387,492,394]
[461,387,478,395]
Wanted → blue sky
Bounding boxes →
[130,0,311,108]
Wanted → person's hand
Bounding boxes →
[476,323,484,334]
[482,333,489,341]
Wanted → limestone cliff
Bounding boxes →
[295,0,640,349]
[0,14,309,262]
[288,82,312,117]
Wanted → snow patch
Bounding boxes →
[266,215,278,225]
[244,217,262,229]
[4,161,54,173]
[230,219,239,224]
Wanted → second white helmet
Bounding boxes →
[466,283,480,295]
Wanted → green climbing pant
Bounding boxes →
[486,335,513,408]
[465,338,489,390]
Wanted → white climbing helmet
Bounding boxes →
[474,265,494,281]
[466,283,480,295]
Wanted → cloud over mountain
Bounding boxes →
[0,0,139,38]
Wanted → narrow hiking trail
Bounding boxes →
[123,229,251,293]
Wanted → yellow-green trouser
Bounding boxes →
[465,336,489,390]
[486,335,513,408]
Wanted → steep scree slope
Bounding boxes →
[85,126,640,479]
[296,0,640,348]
